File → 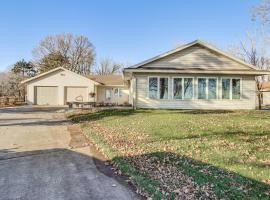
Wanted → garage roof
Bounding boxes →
[87,75,124,86]
[21,67,125,86]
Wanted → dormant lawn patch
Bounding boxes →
[69,109,270,199]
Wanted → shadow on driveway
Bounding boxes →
[0,148,140,200]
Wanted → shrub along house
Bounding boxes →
[124,40,269,109]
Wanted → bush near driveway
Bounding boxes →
[69,109,270,199]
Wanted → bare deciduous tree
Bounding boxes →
[229,31,270,109]
[33,33,95,75]
[93,57,124,75]
[252,0,270,25]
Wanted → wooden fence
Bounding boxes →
[0,96,24,107]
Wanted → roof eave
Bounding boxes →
[124,68,270,75]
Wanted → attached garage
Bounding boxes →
[22,67,99,106]
[65,87,87,103]
[35,86,58,105]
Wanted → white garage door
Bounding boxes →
[35,86,58,105]
[65,87,87,103]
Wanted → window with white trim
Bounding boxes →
[105,89,111,100]
[159,78,168,99]
[222,78,241,100]
[114,88,119,96]
[208,78,217,99]
[173,78,182,99]
[172,77,193,100]
[183,78,193,99]
[149,77,158,99]
[148,77,169,99]
[119,89,123,97]
[198,78,218,100]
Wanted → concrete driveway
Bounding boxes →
[0,106,139,200]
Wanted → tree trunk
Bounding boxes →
[258,92,262,110]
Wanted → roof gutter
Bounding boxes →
[124,69,270,75]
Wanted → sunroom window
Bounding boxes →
[232,79,241,99]
[198,78,207,99]
[222,78,241,100]
[222,78,231,99]
[183,78,193,99]
[149,77,168,99]
[173,78,182,99]
[149,77,158,99]
[198,78,217,100]
[159,78,168,99]
[208,78,217,99]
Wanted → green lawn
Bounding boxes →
[69,109,270,199]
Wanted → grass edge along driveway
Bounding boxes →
[69,109,270,200]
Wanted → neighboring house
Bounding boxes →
[123,40,269,109]
[260,81,270,105]
[21,67,129,106]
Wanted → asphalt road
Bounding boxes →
[0,106,139,200]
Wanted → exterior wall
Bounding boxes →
[262,91,270,105]
[96,85,129,105]
[134,73,256,109]
[26,69,96,105]
[140,45,251,71]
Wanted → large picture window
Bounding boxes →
[183,78,193,99]
[148,77,168,99]
[173,78,182,99]
[222,79,231,99]
[149,77,158,99]
[208,78,217,99]
[159,78,168,99]
[222,78,241,100]
[197,78,217,100]
[232,79,241,99]
[198,78,207,99]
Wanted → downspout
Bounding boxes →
[132,75,137,110]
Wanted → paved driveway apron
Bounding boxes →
[0,106,138,200]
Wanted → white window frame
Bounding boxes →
[105,89,112,100]
[114,88,119,96]
[221,77,242,100]
[148,76,169,100]
[197,77,218,100]
[172,76,194,100]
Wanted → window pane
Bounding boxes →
[105,89,111,100]
[159,78,168,99]
[173,78,182,99]
[149,77,158,99]
[184,78,193,99]
[198,78,207,99]
[222,79,230,99]
[232,79,240,99]
[208,78,217,99]
[114,88,119,96]
[119,89,123,97]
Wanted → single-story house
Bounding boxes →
[21,68,129,106]
[123,40,269,109]
[22,40,269,109]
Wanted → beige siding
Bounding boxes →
[135,74,256,109]
[140,45,252,71]
[26,69,96,105]
[96,86,129,105]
